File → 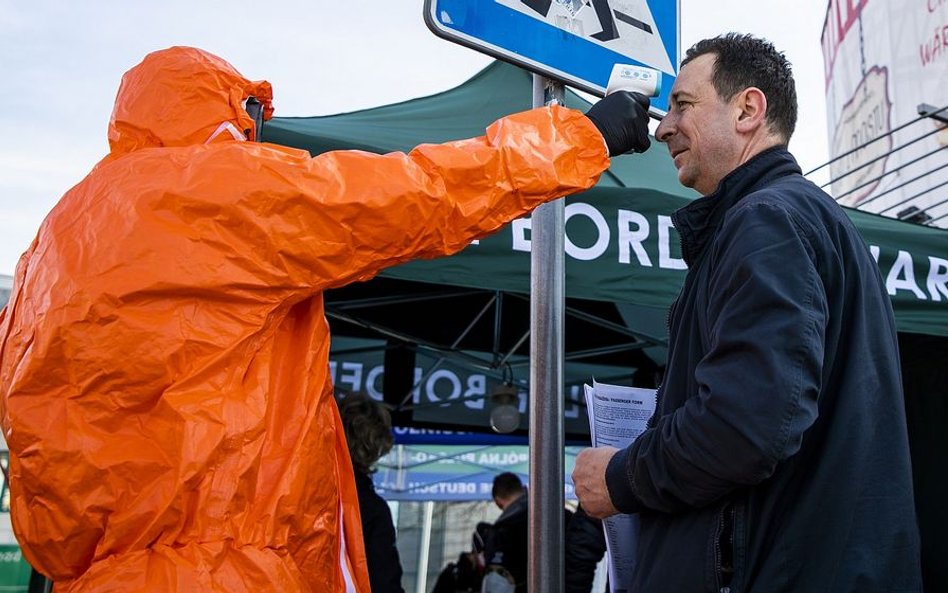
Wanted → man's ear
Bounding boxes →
[735,87,768,134]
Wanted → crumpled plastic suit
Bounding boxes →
[0,46,609,592]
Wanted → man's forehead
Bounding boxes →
[672,54,714,96]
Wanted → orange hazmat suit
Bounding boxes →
[0,46,609,592]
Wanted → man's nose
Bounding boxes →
[655,117,674,143]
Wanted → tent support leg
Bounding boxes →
[415,500,435,593]
[529,73,566,593]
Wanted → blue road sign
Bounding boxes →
[424,0,679,114]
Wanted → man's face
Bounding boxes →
[655,53,741,196]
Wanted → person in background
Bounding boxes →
[563,504,606,593]
[572,33,922,591]
[338,393,404,593]
[0,46,652,592]
[430,523,488,593]
[482,473,528,593]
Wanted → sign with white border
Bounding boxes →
[424,0,680,114]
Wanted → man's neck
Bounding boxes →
[736,134,784,172]
[498,491,524,510]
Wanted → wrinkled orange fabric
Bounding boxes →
[0,46,609,592]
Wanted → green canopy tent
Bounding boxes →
[262,60,948,422]
[262,60,948,587]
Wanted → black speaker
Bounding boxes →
[382,340,416,426]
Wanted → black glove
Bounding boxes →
[584,91,651,156]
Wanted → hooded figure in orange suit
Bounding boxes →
[0,47,651,592]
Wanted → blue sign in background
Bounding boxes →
[425,0,679,113]
[374,444,584,501]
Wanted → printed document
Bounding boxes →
[583,380,657,593]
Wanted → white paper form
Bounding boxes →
[583,380,656,593]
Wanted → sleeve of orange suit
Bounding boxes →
[211,104,608,291]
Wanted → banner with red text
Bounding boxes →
[822,0,948,219]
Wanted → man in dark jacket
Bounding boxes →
[564,505,606,593]
[482,473,578,593]
[483,473,529,593]
[572,33,922,592]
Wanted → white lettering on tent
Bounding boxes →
[658,215,687,270]
[927,256,948,301]
[478,451,529,465]
[618,210,652,266]
[566,385,581,419]
[426,369,463,402]
[872,245,947,304]
[393,427,464,437]
[464,375,486,410]
[511,218,531,252]
[407,450,437,463]
[413,367,424,400]
[408,481,477,495]
[511,205,684,268]
[365,365,384,399]
[338,362,364,393]
[329,360,492,408]
[565,203,610,261]
[886,250,927,299]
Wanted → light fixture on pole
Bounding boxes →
[489,366,521,434]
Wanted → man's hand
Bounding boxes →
[572,446,621,519]
[584,91,651,156]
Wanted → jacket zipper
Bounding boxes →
[715,502,736,593]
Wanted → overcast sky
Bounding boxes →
[0,0,831,276]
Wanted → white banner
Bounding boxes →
[822,0,948,221]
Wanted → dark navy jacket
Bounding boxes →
[605,147,922,592]
[354,471,405,593]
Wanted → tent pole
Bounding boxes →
[529,73,566,593]
[415,500,435,593]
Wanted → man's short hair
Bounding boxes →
[682,32,798,143]
[491,472,525,500]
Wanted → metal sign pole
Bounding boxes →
[528,73,566,593]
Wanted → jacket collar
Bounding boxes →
[353,470,374,489]
[496,492,527,523]
[671,146,801,267]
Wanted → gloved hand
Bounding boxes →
[584,91,651,156]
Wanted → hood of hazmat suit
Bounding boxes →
[0,46,609,592]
